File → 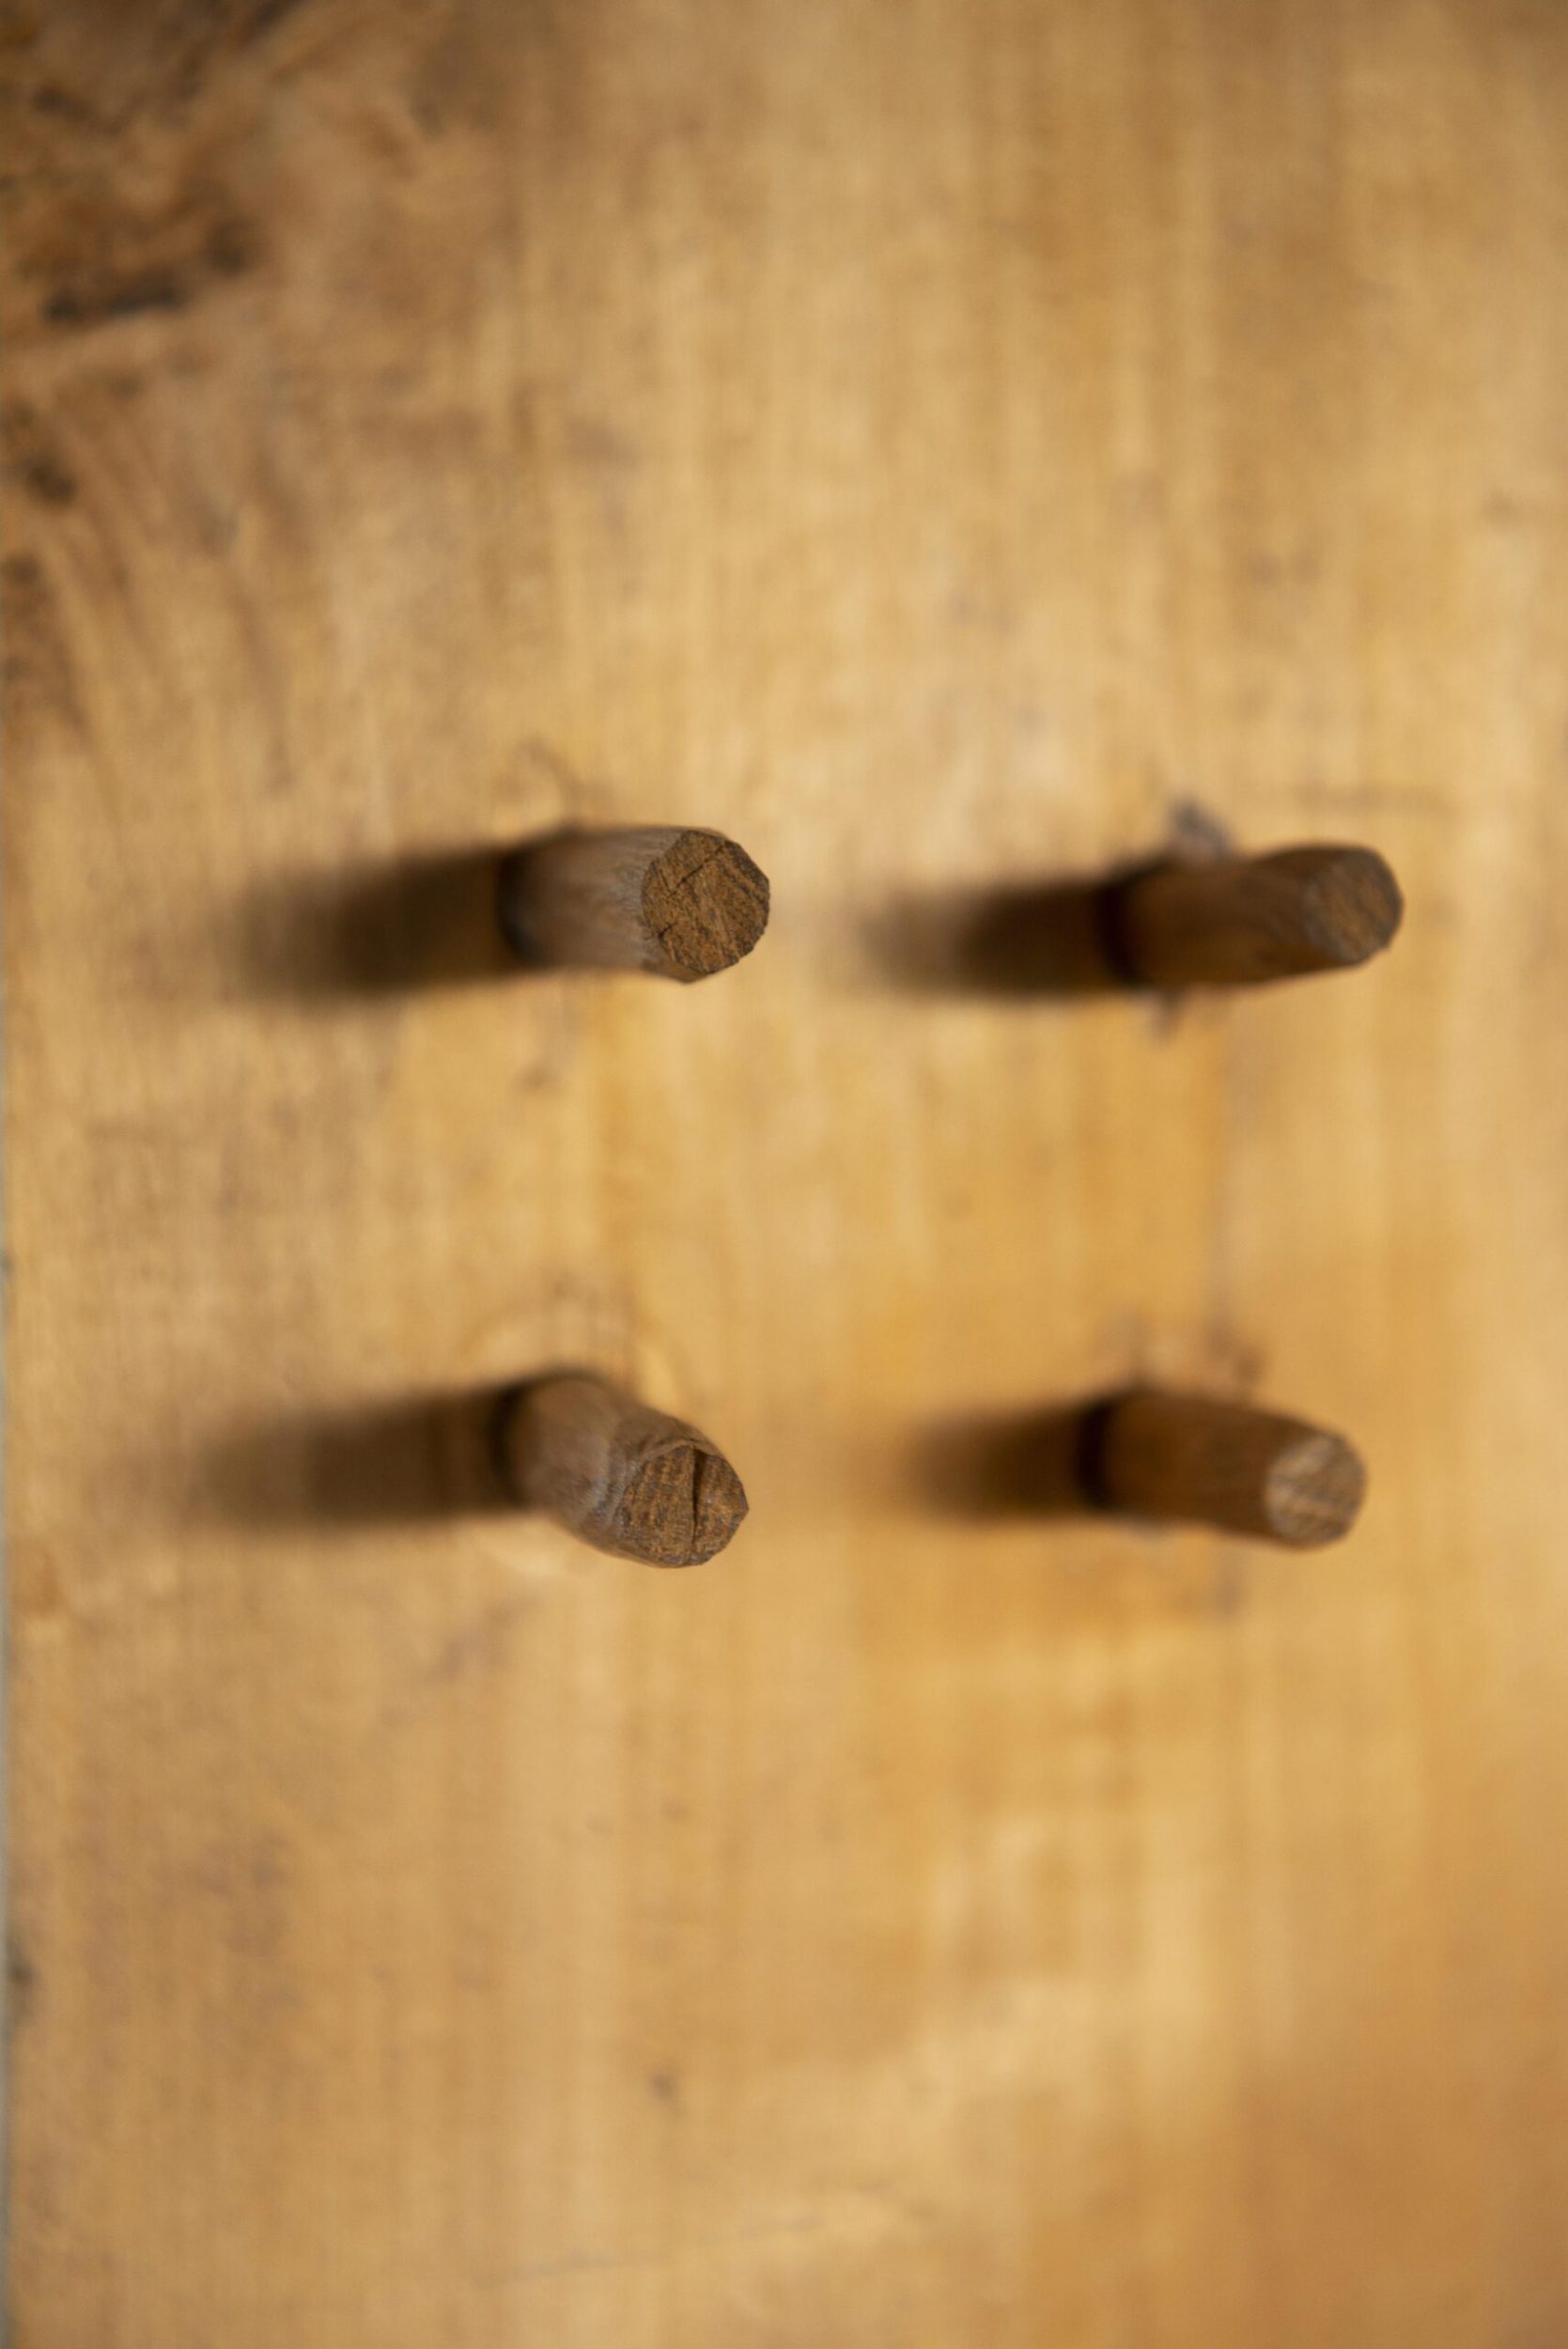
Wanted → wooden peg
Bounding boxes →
[498,826,770,981]
[494,1373,748,1565]
[1111,844,1403,988]
[1086,1390,1366,1547]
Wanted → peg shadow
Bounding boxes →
[866,861,1171,997]
[238,847,520,999]
[909,1395,1124,1519]
[203,1387,514,1530]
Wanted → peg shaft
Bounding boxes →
[495,1374,748,1565]
[499,826,769,981]
[1088,1390,1365,1547]
[1112,845,1403,988]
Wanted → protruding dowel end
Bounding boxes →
[499,826,770,981]
[494,1374,748,1565]
[1114,843,1404,988]
[1089,1390,1366,1548]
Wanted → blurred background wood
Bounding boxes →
[4,0,1566,2342]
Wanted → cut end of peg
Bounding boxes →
[494,1374,748,1566]
[1287,845,1405,968]
[1258,1426,1368,1547]
[613,1437,749,1565]
[1089,1389,1366,1548]
[640,830,771,981]
[1114,843,1404,989]
[499,825,770,982]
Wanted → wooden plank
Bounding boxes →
[4,0,1567,2341]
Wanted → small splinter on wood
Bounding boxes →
[1111,843,1403,988]
[1085,1390,1366,1548]
[498,826,770,981]
[493,1373,749,1565]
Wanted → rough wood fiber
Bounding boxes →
[5,2,1568,2345]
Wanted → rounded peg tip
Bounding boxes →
[1115,842,1404,988]
[495,1373,748,1566]
[499,825,769,981]
[1092,1390,1366,1548]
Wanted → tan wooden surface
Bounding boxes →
[4,2,1568,2341]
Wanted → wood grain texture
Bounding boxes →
[5,2,1568,2344]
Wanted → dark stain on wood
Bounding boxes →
[1,551,81,727]
[7,1939,39,2032]
[40,204,258,330]
[1,398,77,503]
